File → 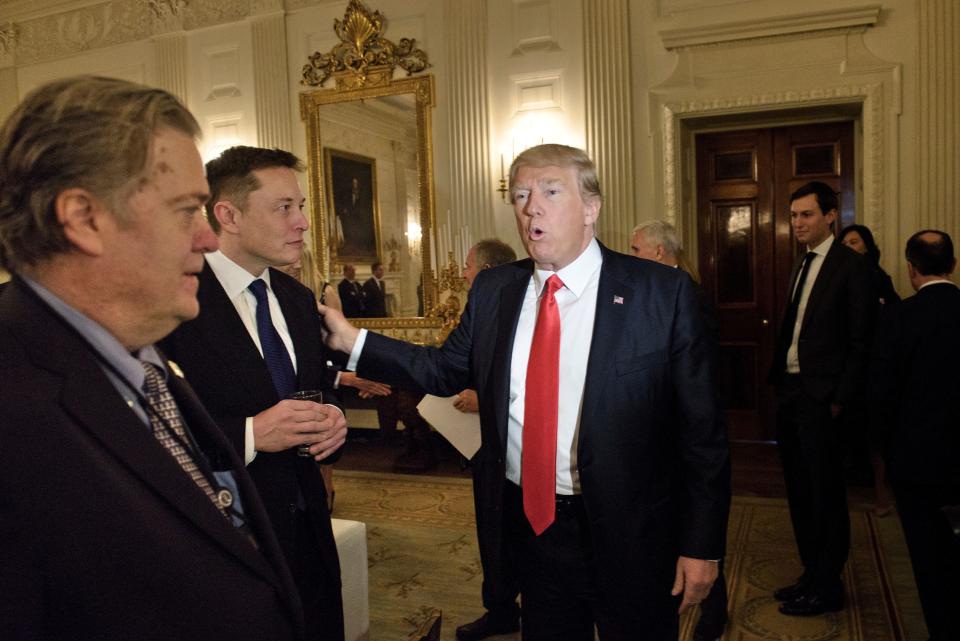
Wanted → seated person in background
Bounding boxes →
[454,238,521,641]
[839,223,899,517]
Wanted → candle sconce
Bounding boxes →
[497,154,510,202]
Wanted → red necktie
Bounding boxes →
[522,274,563,535]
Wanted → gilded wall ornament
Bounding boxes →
[0,22,18,56]
[301,0,429,89]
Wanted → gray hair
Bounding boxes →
[472,238,517,268]
[632,220,682,257]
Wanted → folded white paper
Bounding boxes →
[417,394,482,459]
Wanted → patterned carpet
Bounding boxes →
[332,470,918,641]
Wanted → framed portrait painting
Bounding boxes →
[324,148,381,264]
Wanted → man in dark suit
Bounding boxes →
[768,181,874,616]
[631,220,726,641]
[870,230,960,641]
[159,146,347,641]
[0,76,302,640]
[453,238,521,641]
[322,144,730,640]
[338,263,365,317]
[362,261,388,317]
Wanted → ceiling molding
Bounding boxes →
[658,4,882,50]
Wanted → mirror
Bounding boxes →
[299,1,448,343]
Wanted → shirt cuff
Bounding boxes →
[244,416,257,465]
[346,328,368,371]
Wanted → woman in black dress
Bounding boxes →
[839,224,900,516]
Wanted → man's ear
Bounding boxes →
[583,197,600,226]
[56,188,108,256]
[212,201,239,233]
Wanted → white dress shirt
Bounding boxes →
[786,234,834,373]
[206,250,298,464]
[349,239,602,494]
[505,238,601,495]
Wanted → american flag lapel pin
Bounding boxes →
[613,295,624,305]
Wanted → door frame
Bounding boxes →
[660,90,887,272]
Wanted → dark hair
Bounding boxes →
[472,238,517,268]
[905,229,955,276]
[839,224,881,265]
[0,75,199,271]
[789,181,839,218]
[371,261,383,271]
[205,146,304,232]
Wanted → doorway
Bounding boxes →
[695,121,855,441]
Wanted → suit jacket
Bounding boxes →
[361,277,387,317]
[870,282,960,486]
[769,240,874,406]
[0,278,302,641]
[356,242,730,623]
[158,263,343,607]
[337,278,365,318]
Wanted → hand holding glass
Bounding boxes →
[288,390,324,457]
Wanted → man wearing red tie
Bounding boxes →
[320,144,730,640]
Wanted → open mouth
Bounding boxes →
[529,226,545,240]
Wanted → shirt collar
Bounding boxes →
[918,278,957,291]
[532,237,602,298]
[205,250,272,300]
[20,275,165,390]
[808,234,834,256]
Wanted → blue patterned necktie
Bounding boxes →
[248,278,296,398]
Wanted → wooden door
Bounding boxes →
[696,122,854,441]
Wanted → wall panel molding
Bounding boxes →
[584,0,635,252]
[250,11,292,150]
[444,0,494,241]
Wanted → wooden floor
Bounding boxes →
[334,429,877,506]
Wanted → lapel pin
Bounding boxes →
[167,360,185,378]
[613,295,624,305]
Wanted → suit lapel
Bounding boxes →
[800,241,842,333]
[580,245,630,427]
[9,286,284,590]
[491,263,531,455]
[194,263,278,406]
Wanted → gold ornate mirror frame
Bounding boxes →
[300,1,452,344]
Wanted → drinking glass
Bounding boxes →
[288,389,323,457]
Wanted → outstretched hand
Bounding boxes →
[317,303,361,354]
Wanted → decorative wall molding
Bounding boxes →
[250,10,292,150]
[153,31,187,101]
[0,22,18,56]
[201,45,241,101]
[584,0,635,252]
[661,83,886,239]
[659,4,881,50]
[444,0,495,240]
[510,0,560,56]
[512,70,562,112]
[916,0,959,238]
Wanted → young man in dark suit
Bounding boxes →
[160,146,347,641]
[768,181,874,616]
[361,261,388,317]
[321,144,731,640]
[338,263,365,317]
[870,230,960,641]
[0,77,302,640]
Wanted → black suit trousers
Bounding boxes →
[891,482,960,641]
[775,376,850,591]
[503,483,678,641]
